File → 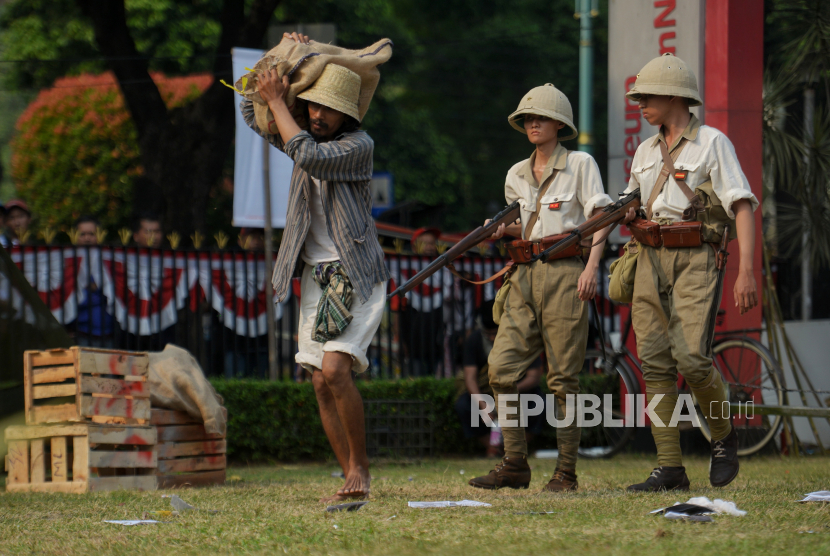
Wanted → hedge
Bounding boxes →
[211,374,616,462]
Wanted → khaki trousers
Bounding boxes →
[632,243,731,466]
[488,257,588,470]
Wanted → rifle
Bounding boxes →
[387,201,521,301]
[532,189,641,263]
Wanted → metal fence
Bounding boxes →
[5,245,616,381]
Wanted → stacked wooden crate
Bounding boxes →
[152,408,226,489]
[4,347,158,493]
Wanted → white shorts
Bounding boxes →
[295,264,386,373]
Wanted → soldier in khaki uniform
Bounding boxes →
[468,84,612,492]
[621,54,759,491]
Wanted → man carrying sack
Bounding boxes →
[241,32,390,502]
[468,84,613,492]
[620,53,759,491]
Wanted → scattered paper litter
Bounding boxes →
[408,500,492,508]
[650,503,713,516]
[686,496,746,516]
[104,520,160,526]
[664,512,714,523]
[651,497,745,519]
[326,501,368,513]
[163,494,195,512]
[161,494,218,514]
[798,491,830,503]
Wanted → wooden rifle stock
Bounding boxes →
[387,201,521,301]
[535,189,641,263]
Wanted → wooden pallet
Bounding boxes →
[24,347,150,425]
[4,423,158,493]
[152,409,226,489]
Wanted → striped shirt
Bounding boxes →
[241,99,389,304]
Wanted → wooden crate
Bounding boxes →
[4,423,158,493]
[152,409,226,489]
[24,347,150,425]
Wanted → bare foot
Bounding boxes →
[336,465,370,498]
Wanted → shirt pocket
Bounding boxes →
[673,161,703,187]
[538,190,575,211]
[631,159,657,184]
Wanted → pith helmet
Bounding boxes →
[508,83,578,141]
[625,53,702,106]
[297,64,362,121]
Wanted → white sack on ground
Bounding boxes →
[148,344,226,436]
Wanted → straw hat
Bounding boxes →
[508,84,578,141]
[297,64,362,122]
[625,53,702,106]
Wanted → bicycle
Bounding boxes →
[577,308,786,458]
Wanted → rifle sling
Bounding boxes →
[523,168,561,239]
[657,140,705,221]
[646,138,688,220]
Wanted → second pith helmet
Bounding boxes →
[625,53,702,106]
[508,84,578,141]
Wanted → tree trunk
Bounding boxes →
[76,0,281,237]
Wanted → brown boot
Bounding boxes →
[541,468,578,492]
[468,456,531,490]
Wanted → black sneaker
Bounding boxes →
[710,425,739,487]
[627,466,690,492]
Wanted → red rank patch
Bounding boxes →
[548,202,561,210]
[674,171,687,180]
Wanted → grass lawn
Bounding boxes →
[1,454,829,555]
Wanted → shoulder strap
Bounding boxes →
[645,138,688,220]
[657,140,705,221]
[524,168,561,239]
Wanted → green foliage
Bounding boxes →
[763,0,830,268]
[0,0,223,90]
[1,0,610,231]
[212,374,612,463]
[267,0,609,229]
[213,378,470,462]
[11,72,211,231]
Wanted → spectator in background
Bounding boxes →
[238,228,265,251]
[456,301,544,457]
[411,227,440,256]
[76,215,99,246]
[400,227,444,376]
[133,213,162,248]
[223,227,270,378]
[73,215,114,347]
[1,199,32,247]
[0,202,5,235]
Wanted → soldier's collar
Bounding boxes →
[517,143,568,188]
[652,113,700,149]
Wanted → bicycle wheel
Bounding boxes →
[695,337,785,456]
[576,348,641,459]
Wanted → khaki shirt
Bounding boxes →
[505,144,612,241]
[624,114,759,221]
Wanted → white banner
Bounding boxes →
[607,0,705,241]
[231,47,294,229]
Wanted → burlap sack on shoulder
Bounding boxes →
[235,37,393,130]
[148,344,227,436]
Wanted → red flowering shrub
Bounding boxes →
[11,72,212,231]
